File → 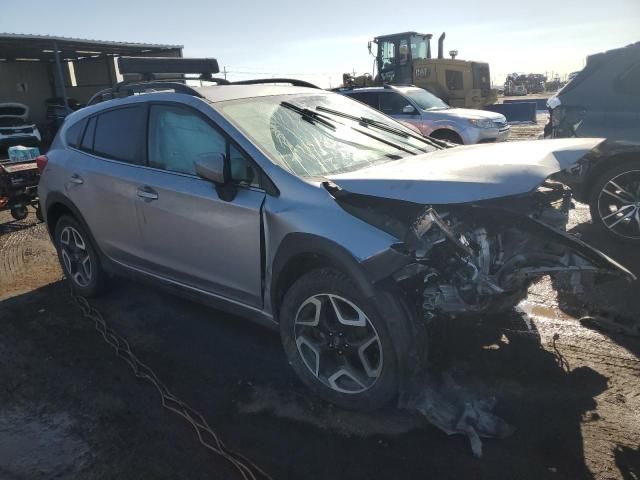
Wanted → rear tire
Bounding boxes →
[588,160,640,243]
[10,204,28,221]
[54,215,105,296]
[279,268,400,410]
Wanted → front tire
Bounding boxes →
[279,269,399,410]
[10,204,28,221]
[589,160,640,243]
[429,129,463,145]
[54,215,105,296]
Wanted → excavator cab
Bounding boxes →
[374,32,432,85]
[371,31,496,109]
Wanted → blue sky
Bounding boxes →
[1,0,638,87]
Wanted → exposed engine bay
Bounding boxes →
[333,182,635,319]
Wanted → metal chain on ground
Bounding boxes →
[69,286,272,480]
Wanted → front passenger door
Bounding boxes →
[135,103,266,307]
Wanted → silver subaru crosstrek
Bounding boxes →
[39,82,633,410]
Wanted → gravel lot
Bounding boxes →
[1,124,639,479]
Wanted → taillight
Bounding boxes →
[36,155,48,173]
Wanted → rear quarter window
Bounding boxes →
[80,116,96,151]
[65,119,86,148]
[93,106,146,164]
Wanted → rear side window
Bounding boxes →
[349,92,379,109]
[66,119,86,148]
[80,116,96,151]
[93,106,146,164]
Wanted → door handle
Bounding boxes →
[69,174,84,184]
[136,186,159,200]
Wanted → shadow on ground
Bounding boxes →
[1,275,617,479]
[559,219,640,360]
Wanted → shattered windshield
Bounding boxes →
[217,92,435,177]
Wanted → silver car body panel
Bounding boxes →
[327,138,605,204]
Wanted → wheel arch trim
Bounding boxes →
[44,192,105,258]
[269,232,379,319]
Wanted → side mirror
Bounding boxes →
[402,104,417,114]
[195,152,227,184]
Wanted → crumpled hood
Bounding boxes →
[327,138,604,204]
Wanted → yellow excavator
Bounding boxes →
[343,32,496,109]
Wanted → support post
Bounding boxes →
[53,42,71,114]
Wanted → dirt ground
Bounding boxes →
[1,134,639,478]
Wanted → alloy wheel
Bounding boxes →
[59,225,93,287]
[294,294,383,394]
[597,169,640,240]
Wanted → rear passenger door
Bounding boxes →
[65,105,147,266]
[134,102,266,308]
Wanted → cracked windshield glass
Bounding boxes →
[218,93,434,176]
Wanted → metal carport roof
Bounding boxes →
[0,33,182,61]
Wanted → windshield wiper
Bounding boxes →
[281,101,336,130]
[316,106,443,149]
[282,101,417,155]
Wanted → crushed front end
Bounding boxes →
[337,189,635,320]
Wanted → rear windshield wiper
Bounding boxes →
[316,106,444,149]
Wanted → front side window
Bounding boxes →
[379,92,412,115]
[217,92,435,178]
[229,144,260,187]
[148,104,226,175]
[93,106,146,164]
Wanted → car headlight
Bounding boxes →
[468,118,495,129]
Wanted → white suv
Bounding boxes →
[339,86,510,144]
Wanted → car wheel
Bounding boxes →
[279,268,399,410]
[54,215,105,296]
[429,130,463,145]
[10,204,28,221]
[589,160,640,243]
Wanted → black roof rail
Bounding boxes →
[86,77,236,106]
[230,78,320,89]
[86,80,205,106]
